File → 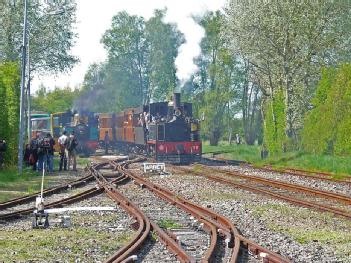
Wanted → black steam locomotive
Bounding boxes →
[114,93,202,164]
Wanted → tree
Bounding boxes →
[302,64,351,155]
[0,0,78,74]
[101,11,148,109]
[0,62,20,165]
[78,10,184,112]
[192,11,243,145]
[145,9,183,101]
[226,0,351,141]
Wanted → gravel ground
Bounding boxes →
[115,174,213,262]
[124,165,262,263]
[218,164,351,197]
[126,162,351,263]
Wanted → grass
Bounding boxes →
[0,154,93,203]
[0,214,132,262]
[202,141,351,177]
[77,157,91,166]
[158,218,183,229]
[202,142,261,163]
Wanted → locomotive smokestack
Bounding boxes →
[174,92,181,109]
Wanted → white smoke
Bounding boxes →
[162,0,226,88]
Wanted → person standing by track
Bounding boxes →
[66,131,78,171]
[45,133,55,173]
[104,130,110,155]
[58,131,68,171]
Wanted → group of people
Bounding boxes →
[25,131,78,173]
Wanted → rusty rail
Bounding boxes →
[259,165,351,185]
[0,173,96,210]
[111,160,290,263]
[89,161,194,263]
[176,166,351,220]
[199,165,351,205]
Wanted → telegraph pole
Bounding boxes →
[18,0,29,173]
[27,35,31,143]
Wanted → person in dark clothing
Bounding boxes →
[104,131,110,155]
[24,144,31,166]
[0,139,6,169]
[45,133,55,173]
[58,131,68,171]
[30,133,40,171]
[66,131,78,171]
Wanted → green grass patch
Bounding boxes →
[202,141,261,163]
[158,218,183,229]
[0,223,132,262]
[77,157,91,166]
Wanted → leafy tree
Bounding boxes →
[191,11,243,145]
[0,62,20,165]
[0,0,78,74]
[225,0,351,141]
[145,9,183,101]
[79,10,184,112]
[302,64,351,155]
[263,90,287,156]
[101,11,148,109]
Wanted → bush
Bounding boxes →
[0,62,20,165]
[302,64,351,155]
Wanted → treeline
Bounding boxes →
[32,85,80,113]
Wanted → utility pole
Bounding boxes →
[18,0,29,173]
[27,34,31,143]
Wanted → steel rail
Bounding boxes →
[252,165,351,185]
[109,160,220,263]
[113,160,290,263]
[198,165,351,205]
[176,167,351,220]
[0,174,95,210]
[89,162,194,263]
[0,171,129,221]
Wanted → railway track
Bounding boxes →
[175,165,351,220]
[109,159,290,263]
[205,155,351,185]
[0,173,95,210]
[89,160,194,263]
[259,165,351,185]
[1,156,291,262]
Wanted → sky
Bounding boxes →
[32,0,226,92]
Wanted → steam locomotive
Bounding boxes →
[64,112,99,155]
[103,93,201,164]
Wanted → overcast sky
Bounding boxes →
[32,0,226,92]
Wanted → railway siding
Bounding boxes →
[151,163,350,262]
